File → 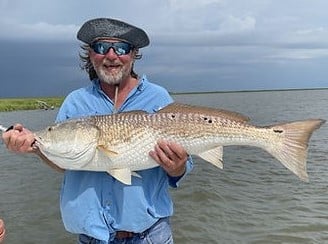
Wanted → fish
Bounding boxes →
[33,103,325,185]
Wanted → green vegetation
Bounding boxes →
[0,97,64,112]
[1,88,327,112]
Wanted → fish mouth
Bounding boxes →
[32,136,44,149]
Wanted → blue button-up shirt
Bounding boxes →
[56,75,193,241]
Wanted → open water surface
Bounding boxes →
[0,89,327,243]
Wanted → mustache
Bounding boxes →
[102,59,122,66]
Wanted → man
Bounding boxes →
[2,18,193,243]
[0,219,5,243]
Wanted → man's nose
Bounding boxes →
[104,48,118,59]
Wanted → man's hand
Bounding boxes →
[2,124,36,153]
[149,140,188,177]
[2,124,64,172]
[0,218,5,243]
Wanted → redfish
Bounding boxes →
[29,103,326,184]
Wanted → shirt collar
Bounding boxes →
[92,75,147,93]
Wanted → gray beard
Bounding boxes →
[97,68,124,85]
[93,61,133,85]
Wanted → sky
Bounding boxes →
[0,0,328,97]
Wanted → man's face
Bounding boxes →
[89,39,135,85]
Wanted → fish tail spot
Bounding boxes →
[266,119,325,181]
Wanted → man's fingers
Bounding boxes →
[2,125,36,153]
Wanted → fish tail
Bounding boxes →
[265,119,325,181]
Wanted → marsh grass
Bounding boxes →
[0,97,64,112]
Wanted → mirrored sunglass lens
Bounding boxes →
[114,43,131,55]
[91,42,110,54]
[91,42,132,56]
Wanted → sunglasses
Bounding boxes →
[90,41,133,56]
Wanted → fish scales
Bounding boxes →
[33,102,325,184]
[91,110,246,168]
[94,107,310,167]
[92,112,161,171]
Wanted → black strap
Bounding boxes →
[5,125,14,132]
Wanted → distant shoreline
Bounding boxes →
[1,87,327,112]
[169,87,328,95]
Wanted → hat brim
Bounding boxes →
[77,18,150,48]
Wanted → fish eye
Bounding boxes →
[47,127,53,132]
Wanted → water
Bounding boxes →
[1,90,327,243]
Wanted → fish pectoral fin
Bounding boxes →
[107,168,132,185]
[97,145,119,157]
[198,146,223,169]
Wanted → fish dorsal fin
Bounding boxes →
[198,146,224,169]
[107,168,132,185]
[158,103,250,123]
[118,110,148,115]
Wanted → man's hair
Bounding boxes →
[79,44,142,81]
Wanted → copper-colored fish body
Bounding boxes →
[35,103,325,184]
